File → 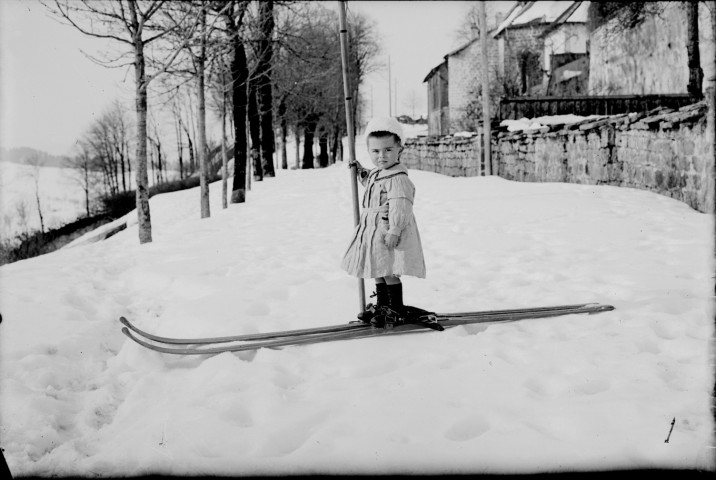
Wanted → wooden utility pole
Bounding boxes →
[338,1,366,312]
[479,1,492,175]
[388,56,392,116]
[394,77,398,117]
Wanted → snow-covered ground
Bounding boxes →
[0,131,714,475]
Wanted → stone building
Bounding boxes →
[424,1,590,136]
[588,1,715,96]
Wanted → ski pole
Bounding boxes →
[338,1,366,312]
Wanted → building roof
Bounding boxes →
[491,1,586,38]
[541,1,589,37]
[423,1,588,83]
[422,60,447,83]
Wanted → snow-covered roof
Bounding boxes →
[541,1,589,38]
[566,1,589,22]
[491,1,586,38]
[424,1,588,82]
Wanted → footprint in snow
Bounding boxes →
[444,414,491,441]
[254,411,328,457]
[523,375,570,398]
[272,369,305,390]
[571,376,611,395]
[243,301,270,316]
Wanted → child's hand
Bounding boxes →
[385,233,400,249]
[348,159,359,169]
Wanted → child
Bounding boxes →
[341,116,426,326]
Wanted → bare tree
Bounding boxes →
[223,0,251,203]
[160,1,233,217]
[256,0,276,178]
[248,73,264,179]
[170,93,187,178]
[207,55,232,208]
[107,100,131,193]
[15,200,30,235]
[48,0,202,244]
[68,140,102,217]
[273,3,379,168]
[25,155,45,234]
[454,2,510,44]
[83,102,134,197]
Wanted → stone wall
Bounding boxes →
[403,101,714,213]
[402,135,482,178]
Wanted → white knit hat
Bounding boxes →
[364,116,404,144]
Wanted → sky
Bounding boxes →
[0,0,514,157]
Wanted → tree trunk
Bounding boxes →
[301,120,317,169]
[258,0,275,178]
[278,98,287,169]
[82,157,90,216]
[248,79,263,180]
[686,1,703,98]
[184,124,195,176]
[197,4,210,218]
[281,122,288,170]
[175,116,184,179]
[330,124,340,164]
[221,90,228,209]
[155,137,164,184]
[132,4,152,244]
[126,139,132,185]
[294,125,300,169]
[119,147,127,192]
[33,174,44,233]
[318,132,329,168]
[228,3,248,204]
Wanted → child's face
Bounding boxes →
[368,135,402,170]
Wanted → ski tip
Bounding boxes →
[119,316,129,325]
[589,304,615,313]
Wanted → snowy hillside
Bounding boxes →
[0,162,86,241]
[0,133,713,475]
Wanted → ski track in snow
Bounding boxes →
[0,152,714,475]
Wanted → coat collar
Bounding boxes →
[372,162,408,180]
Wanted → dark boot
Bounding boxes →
[357,282,389,323]
[386,282,406,317]
[372,282,406,328]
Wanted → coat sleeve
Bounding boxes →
[385,175,416,236]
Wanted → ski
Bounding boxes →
[120,303,614,355]
[119,302,605,346]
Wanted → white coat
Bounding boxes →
[341,163,426,279]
